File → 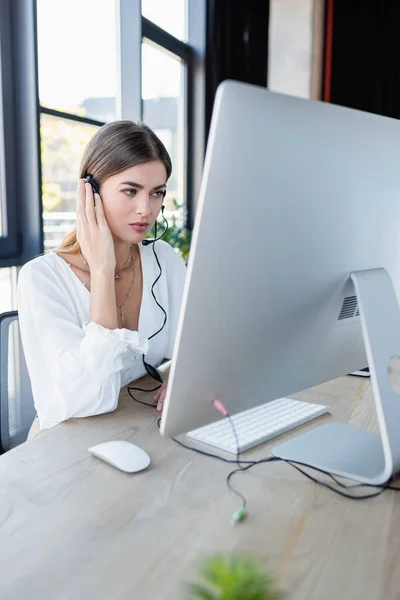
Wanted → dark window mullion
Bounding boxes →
[39,106,105,128]
[0,0,19,260]
[141,25,194,229]
[142,17,192,62]
[184,48,194,229]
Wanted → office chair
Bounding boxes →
[0,311,35,453]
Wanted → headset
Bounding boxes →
[84,174,100,194]
[84,174,168,385]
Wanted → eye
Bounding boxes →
[121,188,137,196]
[152,190,166,199]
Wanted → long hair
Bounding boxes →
[57,121,172,254]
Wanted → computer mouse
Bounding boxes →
[88,440,151,473]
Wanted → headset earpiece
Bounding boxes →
[84,174,100,195]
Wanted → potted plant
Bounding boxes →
[154,199,192,261]
[186,555,282,600]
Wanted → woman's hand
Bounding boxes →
[76,179,116,275]
[153,381,168,412]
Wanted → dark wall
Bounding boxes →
[327,0,400,119]
[205,0,270,138]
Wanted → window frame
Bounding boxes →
[0,0,205,268]
[0,0,42,269]
[36,1,109,255]
[141,17,194,228]
[118,0,200,229]
[0,0,21,261]
[38,109,105,253]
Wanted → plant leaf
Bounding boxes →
[187,555,282,600]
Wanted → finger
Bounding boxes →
[157,384,167,411]
[85,182,97,227]
[159,385,168,404]
[153,390,160,404]
[94,193,107,226]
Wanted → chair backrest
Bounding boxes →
[0,311,35,453]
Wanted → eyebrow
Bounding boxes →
[119,180,166,190]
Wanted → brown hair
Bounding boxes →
[57,121,172,254]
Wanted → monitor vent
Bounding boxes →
[338,296,359,320]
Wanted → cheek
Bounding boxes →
[101,197,124,222]
[152,201,163,219]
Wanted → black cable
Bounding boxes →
[148,220,168,342]
[129,392,400,509]
[266,456,400,493]
[379,481,400,491]
[141,218,168,385]
[282,460,387,500]
[227,457,281,510]
[127,385,161,407]
[226,413,247,471]
[277,458,384,490]
[172,430,400,500]
[218,408,252,517]
[127,216,169,394]
[170,434,259,465]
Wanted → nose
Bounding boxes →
[135,190,152,218]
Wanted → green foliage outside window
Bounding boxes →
[153,199,192,262]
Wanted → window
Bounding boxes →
[0,0,204,302]
[36,0,117,251]
[0,0,20,262]
[0,0,202,267]
[268,0,324,100]
[141,6,194,228]
[0,267,17,313]
[0,62,5,238]
[142,0,187,41]
[40,115,99,250]
[37,0,117,122]
[142,42,184,224]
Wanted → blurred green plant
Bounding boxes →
[151,199,192,262]
[187,555,282,600]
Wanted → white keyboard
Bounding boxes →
[187,398,329,454]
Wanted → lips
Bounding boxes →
[129,222,149,232]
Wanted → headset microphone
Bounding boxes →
[142,205,169,246]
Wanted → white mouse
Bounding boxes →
[88,440,151,473]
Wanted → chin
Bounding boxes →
[114,227,150,245]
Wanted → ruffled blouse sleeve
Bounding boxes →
[17,258,148,430]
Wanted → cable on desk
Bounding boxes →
[130,393,400,520]
[127,384,161,408]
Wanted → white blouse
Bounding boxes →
[17,241,186,431]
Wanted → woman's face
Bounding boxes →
[99,160,167,244]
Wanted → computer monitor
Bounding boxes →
[160,80,400,485]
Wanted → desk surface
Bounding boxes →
[0,372,399,600]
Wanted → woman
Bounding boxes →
[18,121,186,432]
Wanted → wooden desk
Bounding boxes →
[0,373,399,600]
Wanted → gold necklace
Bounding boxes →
[116,263,138,328]
[79,245,133,279]
[67,253,137,329]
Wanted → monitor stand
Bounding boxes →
[272,268,400,485]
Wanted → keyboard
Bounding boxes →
[187,398,329,454]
